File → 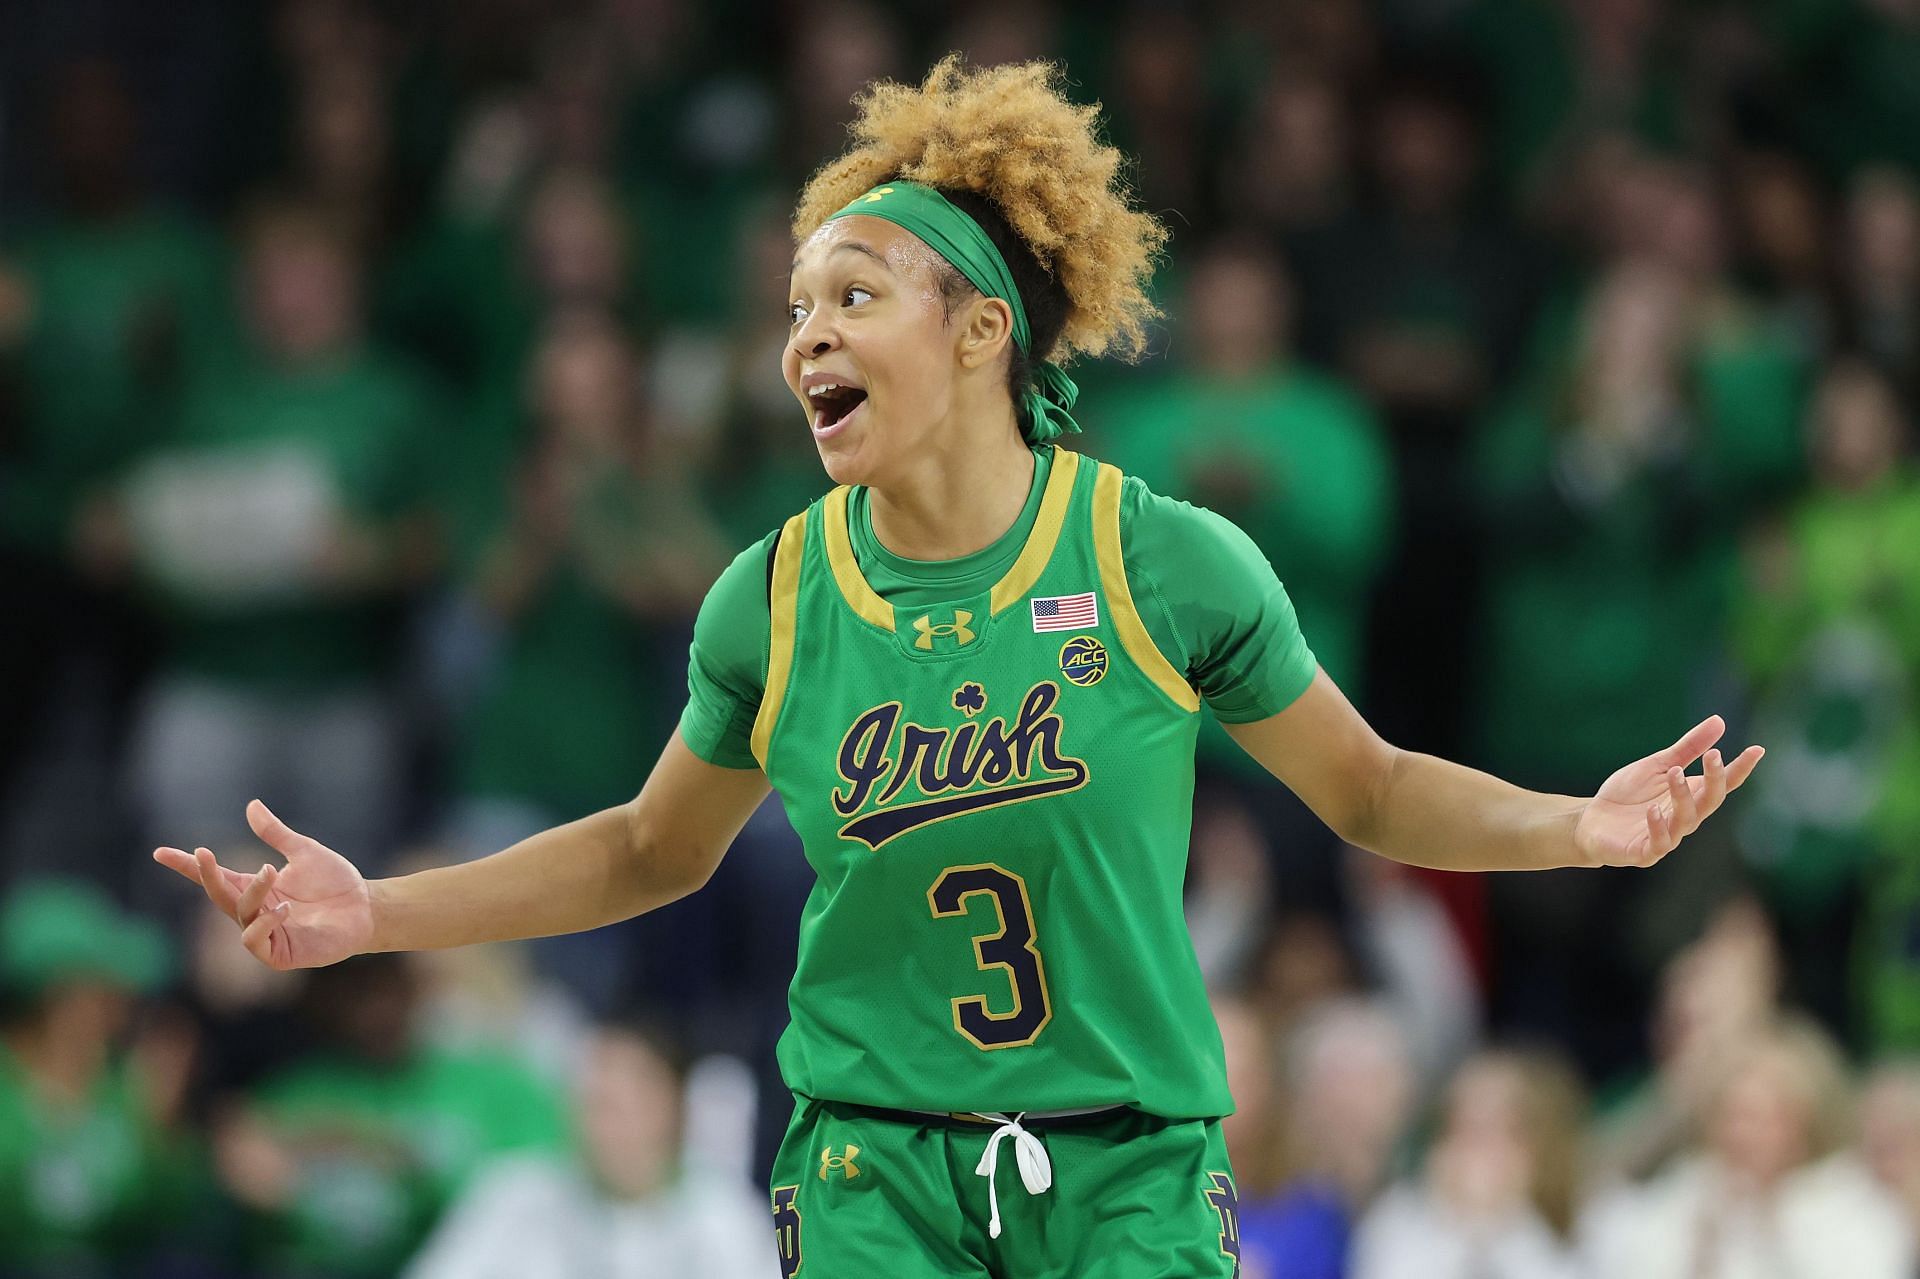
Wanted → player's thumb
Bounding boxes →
[246,799,310,859]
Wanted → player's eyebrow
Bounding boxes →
[791,242,892,274]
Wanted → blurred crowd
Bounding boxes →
[3,0,1920,1274]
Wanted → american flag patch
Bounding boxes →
[1031,592,1099,632]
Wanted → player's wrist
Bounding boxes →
[362,877,402,953]
[1565,798,1606,869]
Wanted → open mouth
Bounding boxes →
[809,385,869,437]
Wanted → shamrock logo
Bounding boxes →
[952,683,986,718]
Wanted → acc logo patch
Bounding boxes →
[1059,635,1108,687]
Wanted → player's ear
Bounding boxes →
[957,296,1014,370]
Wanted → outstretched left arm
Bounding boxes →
[1225,669,1765,871]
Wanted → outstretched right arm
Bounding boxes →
[368,730,768,951]
[154,731,769,969]
[161,528,784,971]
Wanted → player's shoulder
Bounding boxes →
[704,485,844,623]
[698,526,779,629]
[1097,460,1265,571]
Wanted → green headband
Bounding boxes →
[825,180,1081,444]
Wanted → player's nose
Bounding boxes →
[790,309,839,360]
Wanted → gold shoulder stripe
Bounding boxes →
[751,510,809,768]
[990,448,1082,615]
[1093,463,1200,713]
[822,486,893,631]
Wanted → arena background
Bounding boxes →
[3,0,1920,1275]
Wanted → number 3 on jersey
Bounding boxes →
[928,863,1053,1049]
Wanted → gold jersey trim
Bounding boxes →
[1093,462,1201,712]
[989,448,1081,615]
[823,485,895,631]
[752,510,810,767]
[821,448,1082,632]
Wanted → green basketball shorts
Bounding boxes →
[769,1095,1242,1278]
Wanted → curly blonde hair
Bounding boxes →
[791,55,1168,366]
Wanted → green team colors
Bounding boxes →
[680,443,1314,1273]
[755,448,1227,1118]
[770,1098,1241,1278]
[681,447,1318,771]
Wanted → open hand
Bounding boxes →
[154,800,373,970]
[1574,715,1764,868]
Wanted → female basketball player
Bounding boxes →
[159,58,1762,1277]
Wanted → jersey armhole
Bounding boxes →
[765,526,781,604]
[1092,464,1201,713]
[751,510,809,768]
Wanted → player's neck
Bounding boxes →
[867,412,1035,563]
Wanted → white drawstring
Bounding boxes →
[972,1111,1053,1239]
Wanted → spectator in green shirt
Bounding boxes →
[1099,235,1394,730]
[385,166,651,553]
[1098,235,1393,905]
[218,952,568,1279]
[0,59,228,564]
[449,310,729,872]
[0,881,194,1276]
[1292,60,1541,763]
[1727,359,1920,1047]
[0,59,229,881]
[1477,231,1807,793]
[123,199,443,867]
[402,1017,774,1279]
[437,306,742,1014]
[1474,224,1808,1073]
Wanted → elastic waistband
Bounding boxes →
[849,1102,1129,1130]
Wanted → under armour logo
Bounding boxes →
[912,610,975,651]
[819,1144,862,1180]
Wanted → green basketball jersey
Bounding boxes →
[753,448,1231,1119]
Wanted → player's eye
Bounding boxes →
[790,287,871,325]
